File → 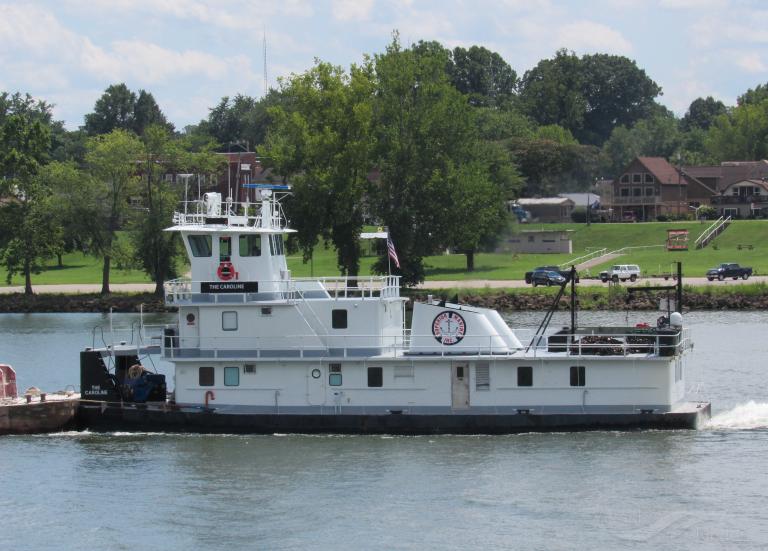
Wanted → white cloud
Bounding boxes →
[734,52,766,73]
[555,20,633,54]
[332,0,374,21]
[659,0,729,9]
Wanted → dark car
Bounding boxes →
[525,266,579,284]
[706,263,752,281]
[530,270,567,287]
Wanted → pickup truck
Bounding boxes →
[524,266,578,284]
[600,264,641,283]
[706,263,752,281]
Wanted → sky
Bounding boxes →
[1,0,766,130]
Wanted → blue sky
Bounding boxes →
[1,0,766,130]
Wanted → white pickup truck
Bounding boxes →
[599,264,641,283]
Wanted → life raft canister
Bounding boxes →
[217,261,236,281]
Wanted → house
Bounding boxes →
[607,157,716,221]
[516,197,575,223]
[711,179,768,218]
[504,230,573,254]
[684,160,768,193]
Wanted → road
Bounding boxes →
[0,276,766,294]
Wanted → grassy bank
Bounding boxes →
[3,220,767,286]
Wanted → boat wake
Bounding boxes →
[705,401,768,430]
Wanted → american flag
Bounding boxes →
[387,236,400,269]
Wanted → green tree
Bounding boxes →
[600,113,682,176]
[84,84,137,135]
[199,91,283,150]
[681,96,728,131]
[261,60,375,277]
[0,95,56,294]
[133,90,174,135]
[450,45,517,107]
[738,83,768,106]
[85,129,143,294]
[370,36,506,281]
[705,100,768,161]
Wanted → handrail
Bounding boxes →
[559,248,607,270]
[695,215,731,249]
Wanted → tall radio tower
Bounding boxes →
[263,28,268,96]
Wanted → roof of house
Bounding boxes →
[517,197,574,206]
[635,157,688,186]
[684,160,768,191]
[559,193,600,206]
[722,178,768,193]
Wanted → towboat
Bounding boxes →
[78,186,710,434]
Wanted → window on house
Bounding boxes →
[620,188,630,197]
[517,366,533,387]
[367,367,383,387]
[632,173,642,183]
[733,188,739,196]
[199,366,214,386]
[620,174,629,183]
[188,235,212,257]
[570,365,586,387]
[528,235,535,242]
[224,366,240,386]
[475,361,490,390]
[219,236,231,261]
[239,234,261,256]
[645,174,654,183]
[645,187,654,196]
[222,311,238,331]
[329,363,342,386]
[332,309,348,329]
[633,188,642,197]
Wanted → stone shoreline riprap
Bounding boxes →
[0,287,764,313]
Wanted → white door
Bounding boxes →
[451,362,470,409]
[307,366,325,406]
[181,307,200,349]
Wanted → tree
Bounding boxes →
[85,129,143,294]
[705,100,768,162]
[600,113,682,177]
[518,50,662,146]
[261,61,375,278]
[738,83,768,106]
[133,90,174,135]
[681,96,728,131]
[370,36,506,281]
[0,94,56,294]
[199,91,283,150]
[450,45,517,107]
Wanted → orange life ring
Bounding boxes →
[217,261,235,281]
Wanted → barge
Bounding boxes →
[78,186,710,434]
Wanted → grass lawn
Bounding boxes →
[4,220,767,285]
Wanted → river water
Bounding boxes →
[1,311,767,550]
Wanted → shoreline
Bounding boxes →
[0,285,766,313]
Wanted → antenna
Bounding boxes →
[263,26,268,96]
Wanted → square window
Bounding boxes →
[222,311,238,331]
[188,235,212,257]
[244,364,256,374]
[517,366,533,387]
[633,188,642,197]
[644,174,654,183]
[570,365,586,387]
[199,366,214,386]
[632,173,642,183]
[367,367,383,387]
[332,309,348,329]
[645,187,654,196]
[620,189,630,197]
[224,366,239,386]
[239,234,261,257]
[261,307,272,316]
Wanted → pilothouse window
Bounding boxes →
[188,235,212,257]
[219,236,231,261]
[269,235,284,256]
[239,234,261,257]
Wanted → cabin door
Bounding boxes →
[181,307,200,349]
[307,366,325,406]
[451,362,470,409]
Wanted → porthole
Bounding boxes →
[311,368,321,379]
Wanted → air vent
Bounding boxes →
[475,361,490,390]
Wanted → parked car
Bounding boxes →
[524,266,579,285]
[706,263,752,281]
[530,270,567,287]
[600,264,641,283]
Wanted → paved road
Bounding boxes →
[1,276,766,294]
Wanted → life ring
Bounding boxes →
[217,261,235,281]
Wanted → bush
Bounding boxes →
[571,207,587,223]
[656,214,669,222]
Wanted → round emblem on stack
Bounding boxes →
[432,311,466,345]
